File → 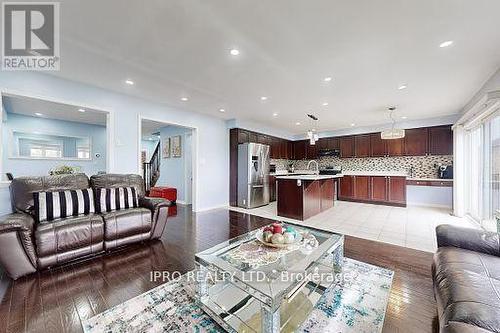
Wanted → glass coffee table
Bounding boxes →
[195,222,344,332]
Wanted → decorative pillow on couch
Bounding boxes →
[95,187,138,213]
[34,188,95,223]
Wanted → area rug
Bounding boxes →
[82,259,394,333]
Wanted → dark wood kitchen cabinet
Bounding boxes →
[293,140,308,160]
[306,142,317,159]
[355,135,370,157]
[339,175,354,199]
[428,125,453,155]
[339,136,355,158]
[370,133,386,157]
[338,175,406,206]
[370,176,387,201]
[386,137,404,156]
[354,175,370,200]
[404,128,428,156]
[369,133,404,157]
[316,138,328,150]
[388,176,406,204]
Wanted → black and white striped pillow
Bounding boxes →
[33,189,95,223]
[95,187,138,213]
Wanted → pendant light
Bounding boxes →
[381,106,405,140]
[306,114,319,145]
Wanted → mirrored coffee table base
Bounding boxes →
[195,224,344,333]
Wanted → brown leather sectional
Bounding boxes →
[433,224,500,333]
[0,173,171,280]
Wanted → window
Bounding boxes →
[77,147,90,159]
[22,140,63,158]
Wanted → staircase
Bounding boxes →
[143,142,160,194]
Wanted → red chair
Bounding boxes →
[149,187,177,216]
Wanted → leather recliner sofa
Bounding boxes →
[0,173,171,280]
[432,224,500,333]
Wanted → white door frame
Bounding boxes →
[137,114,198,211]
[0,89,115,180]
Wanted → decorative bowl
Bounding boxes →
[255,229,302,248]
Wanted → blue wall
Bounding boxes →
[141,139,159,161]
[2,113,107,177]
[0,72,229,212]
[156,126,192,203]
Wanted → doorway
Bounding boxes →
[139,117,196,210]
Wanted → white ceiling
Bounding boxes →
[141,119,165,140]
[50,0,500,134]
[2,94,107,125]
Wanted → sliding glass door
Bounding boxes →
[484,113,500,228]
[465,126,482,222]
[465,111,500,230]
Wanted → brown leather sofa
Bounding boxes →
[432,224,500,333]
[0,173,171,280]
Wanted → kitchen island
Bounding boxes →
[276,174,343,220]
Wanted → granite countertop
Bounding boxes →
[408,178,453,182]
[342,171,408,177]
[275,174,343,180]
[270,170,319,176]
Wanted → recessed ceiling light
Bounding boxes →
[78,108,86,112]
[295,122,301,126]
[35,112,43,116]
[180,97,188,101]
[401,116,407,119]
[272,112,278,117]
[439,40,454,48]
[125,79,134,85]
[398,84,407,90]
[350,123,355,127]
[260,96,268,101]
[322,102,329,106]
[230,49,240,56]
[324,77,332,82]
[219,108,226,113]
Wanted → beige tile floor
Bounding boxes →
[229,201,479,252]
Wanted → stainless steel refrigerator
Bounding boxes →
[237,143,270,208]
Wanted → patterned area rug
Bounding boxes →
[82,259,393,333]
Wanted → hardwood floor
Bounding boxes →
[0,205,437,333]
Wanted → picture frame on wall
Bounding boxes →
[172,135,182,157]
[162,138,170,158]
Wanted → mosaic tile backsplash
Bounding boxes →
[271,155,453,179]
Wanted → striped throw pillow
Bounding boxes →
[95,187,138,213]
[33,189,95,223]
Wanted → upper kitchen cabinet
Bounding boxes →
[404,128,428,156]
[370,133,386,157]
[354,134,370,157]
[306,142,317,159]
[293,140,308,160]
[329,138,340,149]
[339,136,355,158]
[386,137,404,156]
[428,125,453,155]
[316,138,328,150]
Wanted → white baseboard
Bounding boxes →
[194,204,229,213]
[407,202,452,209]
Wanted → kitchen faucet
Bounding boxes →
[307,160,319,174]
